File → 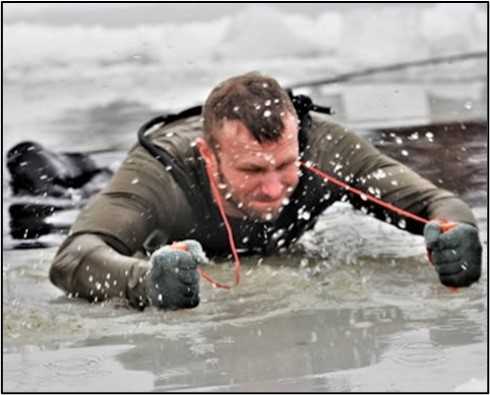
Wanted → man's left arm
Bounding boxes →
[311,118,482,287]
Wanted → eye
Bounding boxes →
[277,160,296,171]
[242,167,264,174]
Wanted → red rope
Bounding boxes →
[302,161,455,233]
[301,161,431,225]
[197,161,241,289]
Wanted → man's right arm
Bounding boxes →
[49,145,195,309]
[50,233,151,308]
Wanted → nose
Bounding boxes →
[259,172,284,200]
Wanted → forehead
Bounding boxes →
[215,113,299,156]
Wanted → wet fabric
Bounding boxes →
[50,114,477,307]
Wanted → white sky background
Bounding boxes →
[3,3,439,26]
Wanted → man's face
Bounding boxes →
[206,113,300,221]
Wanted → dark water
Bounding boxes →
[369,121,487,208]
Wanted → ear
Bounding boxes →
[195,137,217,169]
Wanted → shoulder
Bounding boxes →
[309,112,353,136]
[307,113,362,150]
[125,114,203,175]
[305,113,380,163]
[149,115,203,158]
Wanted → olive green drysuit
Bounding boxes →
[49,113,476,308]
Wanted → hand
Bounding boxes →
[146,240,207,309]
[424,222,482,287]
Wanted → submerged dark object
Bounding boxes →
[8,202,70,240]
[6,141,114,246]
[7,141,111,197]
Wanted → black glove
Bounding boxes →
[147,240,207,309]
[424,222,482,287]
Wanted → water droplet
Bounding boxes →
[408,132,419,141]
[88,275,94,283]
[401,150,409,156]
[425,132,434,142]
[131,178,139,184]
[263,110,272,118]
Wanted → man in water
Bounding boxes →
[49,72,482,310]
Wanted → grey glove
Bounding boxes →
[147,240,207,309]
[424,222,482,287]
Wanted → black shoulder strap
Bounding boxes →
[137,105,208,216]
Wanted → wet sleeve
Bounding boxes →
[310,118,477,235]
[49,234,151,309]
[70,145,190,254]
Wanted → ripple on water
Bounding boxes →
[382,330,448,367]
[44,354,107,377]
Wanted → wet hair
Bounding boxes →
[203,72,297,147]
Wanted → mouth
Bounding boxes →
[249,198,285,214]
